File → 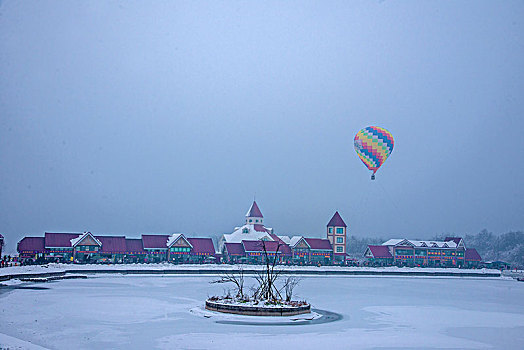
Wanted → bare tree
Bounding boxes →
[212,267,245,299]
[252,240,285,302]
[281,276,301,302]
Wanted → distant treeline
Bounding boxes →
[346,230,524,267]
[346,236,384,256]
[462,230,524,267]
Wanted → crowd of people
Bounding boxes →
[0,255,18,268]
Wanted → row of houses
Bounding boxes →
[16,231,339,265]
[222,237,334,265]
[17,232,217,264]
[15,201,484,267]
[16,202,347,265]
[218,202,348,264]
[364,237,482,268]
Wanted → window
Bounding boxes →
[249,219,252,223]
[328,228,333,234]
[336,237,343,244]
[256,219,259,223]
[242,228,249,234]
[336,247,343,253]
[336,228,344,234]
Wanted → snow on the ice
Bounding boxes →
[1,274,523,349]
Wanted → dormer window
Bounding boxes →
[242,228,249,234]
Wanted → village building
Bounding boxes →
[326,211,348,262]
[124,238,147,263]
[291,237,333,265]
[218,201,274,252]
[223,242,246,264]
[364,237,482,268]
[16,231,216,264]
[363,245,394,266]
[465,248,482,268]
[142,234,170,262]
[220,201,337,265]
[17,237,46,263]
[241,240,288,264]
[166,234,216,263]
[45,232,79,262]
[71,232,102,263]
[16,201,346,266]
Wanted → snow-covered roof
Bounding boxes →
[222,224,274,245]
[278,235,303,247]
[411,240,457,248]
[382,239,457,248]
[167,233,192,248]
[382,239,405,246]
[70,232,101,247]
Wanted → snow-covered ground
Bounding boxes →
[1,274,523,349]
[0,263,501,278]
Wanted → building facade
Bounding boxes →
[17,201,346,266]
[220,201,337,265]
[17,232,216,264]
[364,237,482,268]
[326,211,347,262]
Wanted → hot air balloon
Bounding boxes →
[354,126,394,180]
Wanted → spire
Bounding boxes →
[246,201,263,218]
[327,211,347,227]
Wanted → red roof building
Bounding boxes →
[327,211,347,227]
[327,212,347,260]
[141,235,169,249]
[187,238,215,256]
[18,237,46,256]
[224,242,245,256]
[364,245,394,259]
[44,232,81,248]
[125,239,146,254]
[246,200,263,218]
[304,238,333,251]
[97,236,127,254]
[465,248,482,261]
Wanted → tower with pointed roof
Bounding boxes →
[245,200,264,225]
[218,200,275,253]
[327,211,347,261]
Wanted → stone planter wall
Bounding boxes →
[205,300,311,316]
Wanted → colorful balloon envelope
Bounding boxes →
[354,126,394,180]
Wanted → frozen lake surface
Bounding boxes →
[1,275,523,349]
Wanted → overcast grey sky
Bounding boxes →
[1,1,523,253]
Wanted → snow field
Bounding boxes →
[0,274,523,349]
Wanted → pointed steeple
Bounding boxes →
[246,201,263,218]
[245,200,264,225]
[327,211,347,227]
